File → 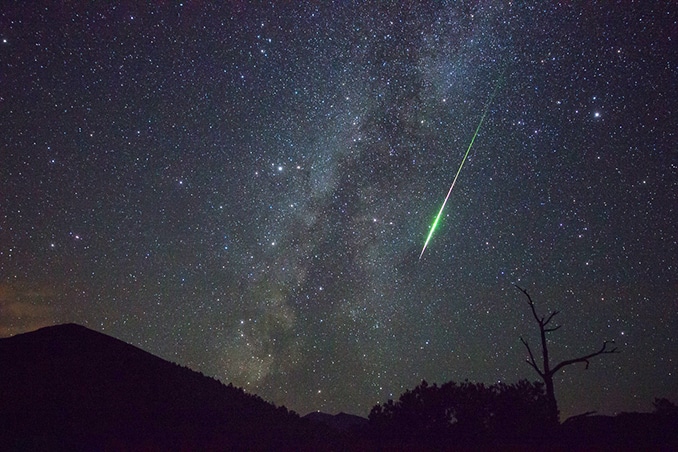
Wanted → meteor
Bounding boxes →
[419,77,503,259]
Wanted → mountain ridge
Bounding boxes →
[303,411,369,432]
[0,323,321,450]
[2,323,675,450]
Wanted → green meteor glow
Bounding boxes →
[419,76,504,259]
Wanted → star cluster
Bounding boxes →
[1,2,676,418]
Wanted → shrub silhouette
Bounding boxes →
[653,397,678,417]
[369,379,551,447]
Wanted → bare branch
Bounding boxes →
[515,284,619,425]
[520,336,544,378]
[551,341,619,375]
[544,325,562,333]
[513,284,541,323]
[544,311,559,327]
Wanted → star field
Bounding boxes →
[1,2,676,418]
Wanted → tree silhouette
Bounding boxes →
[653,398,678,417]
[368,379,551,447]
[514,284,619,425]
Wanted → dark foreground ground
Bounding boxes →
[1,324,675,451]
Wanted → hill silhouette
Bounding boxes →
[303,411,368,433]
[1,324,675,450]
[0,323,319,450]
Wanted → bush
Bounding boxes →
[369,379,551,447]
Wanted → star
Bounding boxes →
[0,1,675,421]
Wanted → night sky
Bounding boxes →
[2,2,676,419]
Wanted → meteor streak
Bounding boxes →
[419,77,504,259]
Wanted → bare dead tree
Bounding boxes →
[514,284,619,425]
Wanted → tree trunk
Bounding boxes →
[543,375,559,425]
[514,285,618,427]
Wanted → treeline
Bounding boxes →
[366,379,552,448]
[356,379,678,449]
[3,324,675,450]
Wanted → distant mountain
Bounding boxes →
[559,412,678,449]
[4,324,674,450]
[0,323,320,450]
[303,411,368,432]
